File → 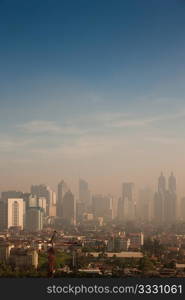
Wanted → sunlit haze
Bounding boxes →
[0,0,185,198]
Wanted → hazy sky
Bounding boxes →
[0,0,185,197]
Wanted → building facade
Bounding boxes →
[31,184,56,217]
[62,190,76,225]
[7,198,24,229]
[57,180,68,218]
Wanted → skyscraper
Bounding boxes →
[165,172,177,223]
[92,194,112,221]
[137,187,153,222]
[168,172,176,194]
[31,184,55,216]
[164,190,176,223]
[154,173,166,223]
[154,172,177,223]
[117,197,124,222]
[158,172,166,194]
[26,207,44,232]
[7,198,24,229]
[79,179,91,207]
[122,182,135,221]
[28,195,46,214]
[57,180,68,218]
[62,190,76,225]
[153,192,163,223]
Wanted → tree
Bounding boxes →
[139,256,155,274]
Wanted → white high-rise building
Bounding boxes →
[7,198,24,229]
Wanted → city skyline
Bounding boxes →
[1,0,185,284]
[0,172,183,199]
[0,172,183,233]
[1,172,185,279]
[0,1,185,196]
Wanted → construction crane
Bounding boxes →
[47,230,57,277]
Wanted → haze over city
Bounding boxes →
[0,0,185,197]
[2,0,185,283]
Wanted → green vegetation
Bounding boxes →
[139,256,155,274]
[38,250,72,270]
[55,251,71,268]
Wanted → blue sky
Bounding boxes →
[0,0,185,195]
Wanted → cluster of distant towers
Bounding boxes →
[117,172,178,224]
[154,172,177,223]
[1,172,185,232]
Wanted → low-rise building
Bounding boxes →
[89,252,143,259]
[107,236,130,252]
[0,242,14,262]
[9,247,38,269]
[129,232,144,250]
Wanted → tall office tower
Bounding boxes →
[52,191,56,205]
[92,194,112,221]
[168,172,176,194]
[49,191,56,217]
[57,180,68,218]
[19,193,31,229]
[111,196,117,219]
[153,192,163,223]
[154,172,177,224]
[122,182,135,221]
[76,202,86,222]
[79,179,91,206]
[25,195,46,232]
[21,193,31,211]
[62,190,76,225]
[164,190,176,223]
[22,193,44,226]
[158,172,166,194]
[26,207,44,232]
[27,195,47,213]
[164,172,177,223]
[137,187,153,222]
[78,179,90,220]
[31,184,55,216]
[117,197,124,222]
[180,197,185,221]
[7,198,24,229]
[154,173,166,223]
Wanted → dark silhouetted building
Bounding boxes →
[62,190,76,225]
[57,180,68,218]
